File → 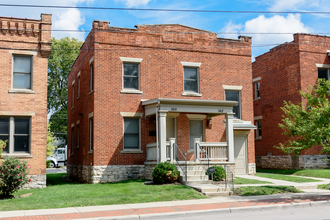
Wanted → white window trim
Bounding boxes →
[252,77,261,82]
[225,90,242,120]
[316,64,330,68]
[11,54,34,93]
[0,116,32,156]
[121,113,143,152]
[181,62,202,96]
[222,85,243,90]
[120,57,143,93]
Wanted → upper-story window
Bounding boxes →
[123,63,139,90]
[225,90,241,119]
[318,68,329,80]
[181,62,202,96]
[13,55,32,89]
[120,57,143,93]
[89,56,94,93]
[72,80,75,109]
[77,71,81,99]
[184,67,198,93]
[255,82,260,98]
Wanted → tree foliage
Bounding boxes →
[48,37,82,141]
[47,124,55,157]
[277,79,330,155]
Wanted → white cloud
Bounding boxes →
[220,14,312,46]
[116,0,152,7]
[0,0,95,40]
[267,0,319,11]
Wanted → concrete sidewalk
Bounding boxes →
[1,175,330,220]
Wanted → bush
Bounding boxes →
[46,160,52,168]
[0,140,8,158]
[152,162,179,184]
[0,156,31,196]
[206,165,225,181]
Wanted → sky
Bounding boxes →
[0,0,330,58]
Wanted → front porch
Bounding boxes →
[142,98,256,176]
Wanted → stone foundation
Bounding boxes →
[22,175,46,189]
[256,155,329,169]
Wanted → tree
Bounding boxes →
[277,78,330,155]
[47,124,56,157]
[48,37,83,141]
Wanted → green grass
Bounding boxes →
[234,177,272,185]
[318,184,330,190]
[257,169,330,179]
[235,186,302,196]
[0,173,206,211]
[256,173,321,183]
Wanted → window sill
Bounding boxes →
[8,89,35,94]
[88,150,93,154]
[120,150,143,154]
[1,154,33,158]
[253,97,261,101]
[182,92,202,97]
[89,90,94,95]
[255,137,262,140]
[120,90,143,94]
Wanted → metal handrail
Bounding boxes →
[225,165,234,194]
[196,143,210,173]
[173,142,187,182]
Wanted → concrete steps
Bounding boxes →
[187,184,233,197]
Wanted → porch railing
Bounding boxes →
[225,165,234,194]
[196,140,228,161]
[173,142,187,182]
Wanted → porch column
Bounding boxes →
[226,113,234,163]
[169,138,176,162]
[159,111,167,162]
[194,138,201,161]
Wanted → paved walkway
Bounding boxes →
[1,175,330,220]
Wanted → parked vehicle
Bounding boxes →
[47,146,67,168]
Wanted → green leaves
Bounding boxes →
[276,79,330,155]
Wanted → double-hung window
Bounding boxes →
[255,82,260,99]
[181,62,202,95]
[256,121,262,138]
[225,90,241,119]
[318,68,329,80]
[123,118,140,149]
[120,57,143,93]
[0,117,30,154]
[13,55,32,89]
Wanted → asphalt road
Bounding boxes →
[46,167,67,174]
[164,205,330,220]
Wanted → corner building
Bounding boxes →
[0,14,52,188]
[253,34,330,169]
[67,20,256,183]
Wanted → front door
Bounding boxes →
[234,134,247,174]
[189,120,203,150]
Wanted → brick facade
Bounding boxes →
[0,14,52,188]
[253,34,330,169]
[67,20,255,183]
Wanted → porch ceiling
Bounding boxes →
[142,98,237,117]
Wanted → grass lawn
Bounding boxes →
[235,186,302,196]
[257,169,330,179]
[318,184,330,190]
[0,173,206,211]
[234,177,272,185]
[256,173,321,183]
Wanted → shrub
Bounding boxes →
[46,160,52,168]
[152,162,179,184]
[0,140,8,158]
[0,156,31,196]
[206,165,225,181]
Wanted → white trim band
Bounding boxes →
[120,57,143,63]
[181,61,202,67]
[222,85,243,90]
[253,77,261,82]
[316,63,330,68]
[120,112,144,117]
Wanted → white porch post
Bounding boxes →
[226,113,235,163]
[194,138,201,161]
[159,111,167,162]
[169,138,176,163]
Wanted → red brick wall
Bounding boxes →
[253,34,330,156]
[0,14,52,175]
[68,21,255,166]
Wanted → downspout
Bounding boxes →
[156,101,160,164]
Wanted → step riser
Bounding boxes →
[180,176,209,181]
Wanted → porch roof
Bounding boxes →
[142,98,237,117]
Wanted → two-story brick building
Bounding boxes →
[0,14,52,188]
[67,20,256,183]
[253,34,330,169]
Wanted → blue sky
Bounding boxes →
[1,0,330,58]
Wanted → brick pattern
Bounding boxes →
[0,14,52,176]
[68,21,255,168]
[253,34,330,157]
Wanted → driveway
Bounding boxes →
[46,167,67,174]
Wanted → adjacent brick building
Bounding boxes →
[67,20,256,183]
[0,14,52,187]
[253,34,330,169]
